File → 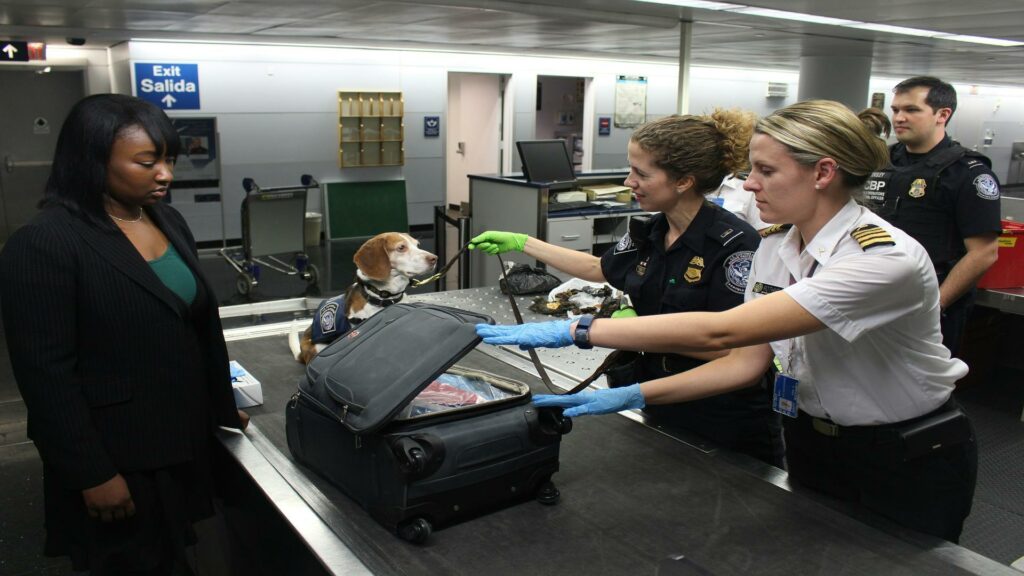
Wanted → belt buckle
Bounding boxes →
[812,417,840,437]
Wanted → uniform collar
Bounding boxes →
[654,202,716,254]
[777,199,860,278]
[893,133,952,163]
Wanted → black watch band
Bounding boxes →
[573,314,595,349]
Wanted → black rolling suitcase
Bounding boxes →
[285,302,571,543]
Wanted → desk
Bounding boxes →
[213,290,1015,576]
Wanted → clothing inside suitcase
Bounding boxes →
[395,366,526,419]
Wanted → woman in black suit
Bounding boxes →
[0,94,247,575]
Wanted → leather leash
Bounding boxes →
[495,254,613,396]
[410,242,472,288]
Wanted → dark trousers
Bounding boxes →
[941,289,974,358]
[783,402,977,543]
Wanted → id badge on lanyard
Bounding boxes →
[773,372,799,418]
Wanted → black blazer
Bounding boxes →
[0,204,241,491]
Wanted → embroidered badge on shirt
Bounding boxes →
[752,281,782,295]
[908,178,927,198]
[850,224,895,250]
[318,301,339,333]
[614,233,636,254]
[973,174,1000,200]
[724,251,754,294]
[684,256,704,284]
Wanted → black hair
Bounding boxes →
[41,94,180,226]
[893,76,958,122]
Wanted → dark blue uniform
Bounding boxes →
[863,135,1002,355]
[600,202,783,467]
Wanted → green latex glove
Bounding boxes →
[469,231,528,255]
[611,307,637,319]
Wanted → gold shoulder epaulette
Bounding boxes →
[758,223,791,238]
[850,224,895,250]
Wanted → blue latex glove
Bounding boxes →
[532,384,645,418]
[475,320,573,350]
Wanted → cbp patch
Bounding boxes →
[974,174,1000,200]
[724,250,754,294]
[614,233,636,254]
[319,301,339,333]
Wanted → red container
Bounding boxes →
[977,220,1024,289]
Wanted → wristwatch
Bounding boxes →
[573,314,595,349]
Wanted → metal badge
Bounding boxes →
[908,178,927,198]
[684,255,704,283]
[635,257,649,277]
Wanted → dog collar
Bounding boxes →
[358,280,405,307]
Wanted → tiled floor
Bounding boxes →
[1,231,1023,573]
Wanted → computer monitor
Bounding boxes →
[516,139,577,189]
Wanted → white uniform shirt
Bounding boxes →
[707,176,768,231]
[744,199,967,425]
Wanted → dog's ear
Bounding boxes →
[354,235,392,281]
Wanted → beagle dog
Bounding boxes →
[289,232,437,364]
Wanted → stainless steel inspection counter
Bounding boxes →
[213,287,1015,576]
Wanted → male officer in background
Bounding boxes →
[863,76,1001,356]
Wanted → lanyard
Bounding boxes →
[782,258,820,374]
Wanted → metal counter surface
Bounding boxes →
[219,287,1015,576]
[976,288,1024,316]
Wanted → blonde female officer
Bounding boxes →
[477,100,977,543]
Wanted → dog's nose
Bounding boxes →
[426,254,438,266]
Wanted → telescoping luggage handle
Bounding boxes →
[496,254,617,396]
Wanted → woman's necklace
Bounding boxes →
[108,208,144,223]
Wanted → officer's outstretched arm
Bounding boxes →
[641,343,775,405]
[583,291,825,355]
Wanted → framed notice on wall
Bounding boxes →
[614,75,647,128]
[170,117,219,188]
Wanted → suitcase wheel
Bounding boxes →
[397,517,432,544]
[536,481,560,506]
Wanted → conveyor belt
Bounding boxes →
[222,300,1015,575]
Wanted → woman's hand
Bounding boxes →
[532,384,646,417]
[237,409,250,431]
[82,474,135,522]
[476,320,573,349]
[468,231,528,255]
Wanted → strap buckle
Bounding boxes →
[811,417,841,437]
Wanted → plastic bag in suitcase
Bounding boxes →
[285,303,572,543]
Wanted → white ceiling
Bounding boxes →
[1,0,1023,85]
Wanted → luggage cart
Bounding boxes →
[220,175,320,296]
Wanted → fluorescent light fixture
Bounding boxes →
[935,34,1024,47]
[847,23,939,38]
[634,0,743,9]
[633,1,1024,47]
[727,6,856,26]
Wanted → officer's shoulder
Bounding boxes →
[758,223,791,238]
[849,223,896,251]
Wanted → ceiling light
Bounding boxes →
[633,0,743,10]
[935,34,1024,47]
[846,23,938,37]
[726,6,857,26]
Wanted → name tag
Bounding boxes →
[772,373,799,418]
[752,281,782,295]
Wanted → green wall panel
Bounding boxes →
[325,180,408,239]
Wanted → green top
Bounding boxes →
[148,243,197,305]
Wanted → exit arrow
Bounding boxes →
[2,44,17,59]
[161,94,177,108]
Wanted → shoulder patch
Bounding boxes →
[850,224,895,250]
[613,233,636,254]
[758,224,791,238]
[724,250,754,294]
[973,173,1000,200]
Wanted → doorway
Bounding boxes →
[535,76,586,173]
[0,69,85,244]
[445,72,504,286]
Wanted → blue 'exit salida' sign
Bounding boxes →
[134,63,200,110]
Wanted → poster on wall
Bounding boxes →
[614,75,647,128]
[170,117,219,189]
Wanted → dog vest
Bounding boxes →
[311,294,352,344]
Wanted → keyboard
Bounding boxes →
[548,200,596,212]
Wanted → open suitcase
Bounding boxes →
[285,303,572,543]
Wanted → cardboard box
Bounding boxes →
[977,220,1024,289]
[229,360,264,408]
